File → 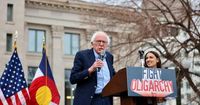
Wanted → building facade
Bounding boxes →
[0,0,121,104]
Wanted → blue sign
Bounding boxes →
[126,67,177,98]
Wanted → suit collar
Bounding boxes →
[88,48,95,62]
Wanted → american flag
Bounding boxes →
[0,49,30,105]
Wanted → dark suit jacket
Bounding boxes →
[70,48,115,105]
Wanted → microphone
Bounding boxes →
[97,50,106,72]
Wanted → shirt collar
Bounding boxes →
[93,49,107,59]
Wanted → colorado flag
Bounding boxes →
[29,47,60,105]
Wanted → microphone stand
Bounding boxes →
[138,50,144,67]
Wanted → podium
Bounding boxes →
[102,68,137,105]
[102,68,165,105]
[102,67,177,105]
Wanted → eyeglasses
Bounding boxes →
[94,40,108,45]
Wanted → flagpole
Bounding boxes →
[43,36,48,89]
[14,30,18,50]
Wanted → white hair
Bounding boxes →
[90,31,110,45]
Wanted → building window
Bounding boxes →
[6,33,13,52]
[180,82,183,88]
[64,33,80,55]
[186,93,191,99]
[7,4,13,21]
[28,29,45,53]
[170,27,179,36]
[27,66,37,86]
[196,82,200,87]
[65,69,75,105]
[194,61,200,66]
[181,95,184,99]
[186,82,190,89]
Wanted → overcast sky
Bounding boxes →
[81,0,142,7]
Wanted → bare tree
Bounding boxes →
[83,0,200,104]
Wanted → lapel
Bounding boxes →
[87,48,95,64]
[87,49,97,77]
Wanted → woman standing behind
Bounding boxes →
[144,51,161,68]
[136,51,164,105]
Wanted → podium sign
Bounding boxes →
[126,67,177,98]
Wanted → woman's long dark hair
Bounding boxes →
[144,51,162,68]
